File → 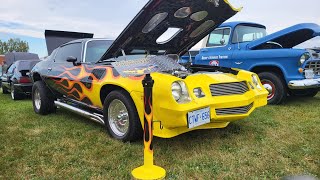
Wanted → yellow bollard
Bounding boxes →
[131,74,166,180]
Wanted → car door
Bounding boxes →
[47,42,85,99]
[195,27,234,67]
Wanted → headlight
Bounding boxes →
[171,81,191,103]
[299,53,310,66]
[193,87,205,98]
[252,75,262,89]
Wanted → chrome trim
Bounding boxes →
[305,61,320,76]
[54,101,105,124]
[288,78,320,89]
[216,103,254,116]
[209,81,249,96]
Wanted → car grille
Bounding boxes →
[305,61,320,75]
[209,81,249,96]
[215,103,254,116]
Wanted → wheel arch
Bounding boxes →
[32,72,42,82]
[250,65,286,82]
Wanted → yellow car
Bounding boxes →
[31,0,268,141]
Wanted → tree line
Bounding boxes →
[0,38,29,54]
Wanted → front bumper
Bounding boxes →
[288,78,320,89]
[153,90,268,138]
[14,83,33,94]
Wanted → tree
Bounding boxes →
[0,38,29,54]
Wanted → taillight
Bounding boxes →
[19,77,31,83]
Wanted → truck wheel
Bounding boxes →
[32,81,55,115]
[289,89,318,97]
[258,72,287,105]
[103,90,143,142]
[2,85,9,94]
[11,84,23,100]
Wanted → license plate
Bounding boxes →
[187,107,211,129]
[305,69,315,79]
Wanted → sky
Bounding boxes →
[0,0,319,57]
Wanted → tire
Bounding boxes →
[32,81,55,115]
[103,90,143,142]
[258,72,287,105]
[2,85,9,94]
[11,84,23,100]
[289,89,318,97]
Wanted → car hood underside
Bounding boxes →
[248,23,320,49]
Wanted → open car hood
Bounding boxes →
[100,0,239,60]
[248,23,320,49]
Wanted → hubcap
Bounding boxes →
[261,80,275,100]
[34,89,41,110]
[108,99,129,137]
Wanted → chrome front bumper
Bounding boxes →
[288,78,320,89]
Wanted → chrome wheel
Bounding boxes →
[108,99,129,137]
[34,89,41,110]
[261,80,275,100]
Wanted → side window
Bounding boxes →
[7,64,16,74]
[55,43,82,62]
[207,28,231,47]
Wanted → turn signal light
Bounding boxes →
[298,68,304,73]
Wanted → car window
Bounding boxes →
[207,28,231,47]
[0,65,2,75]
[85,40,113,63]
[7,64,16,74]
[55,43,82,62]
[17,61,40,71]
[232,25,267,43]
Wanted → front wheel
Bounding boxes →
[259,72,287,105]
[32,81,55,115]
[103,90,143,142]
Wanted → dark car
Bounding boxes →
[1,60,40,100]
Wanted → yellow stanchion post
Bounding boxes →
[132,74,166,180]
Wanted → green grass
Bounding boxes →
[0,92,319,179]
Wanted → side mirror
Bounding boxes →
[66,56,79,66]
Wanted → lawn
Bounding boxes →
[0,92,319,179]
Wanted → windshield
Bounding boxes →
[207,28,231,47]
[85,40,113,63]
[232,25,267,43]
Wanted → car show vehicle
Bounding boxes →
[31,0,268,141]
[1,60,41,100]
[182,22,320,104]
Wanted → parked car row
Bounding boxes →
[0,0,318,142]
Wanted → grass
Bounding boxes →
[0,92,319,179]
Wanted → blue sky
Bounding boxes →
[0,0,319,57]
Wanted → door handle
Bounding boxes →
[235,62,243,65]
[48,68,52,71]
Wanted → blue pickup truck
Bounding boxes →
[182,22,320,104]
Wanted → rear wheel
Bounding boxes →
[259,72,287,105]
[103,90,143,142]
[289,89,318,97]
[11,84,23,100]
[2,85,9,94]
[32,81,55,115]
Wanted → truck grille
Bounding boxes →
[209,81,249,96]
[215,103,254,116]
[305,61,320,75]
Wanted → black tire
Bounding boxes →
[2,85,9,94]
[11,84,23,100]
[103,90,143,142]
[258,72,287,105]
[32,81,55,115]
[289,89,318,97]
